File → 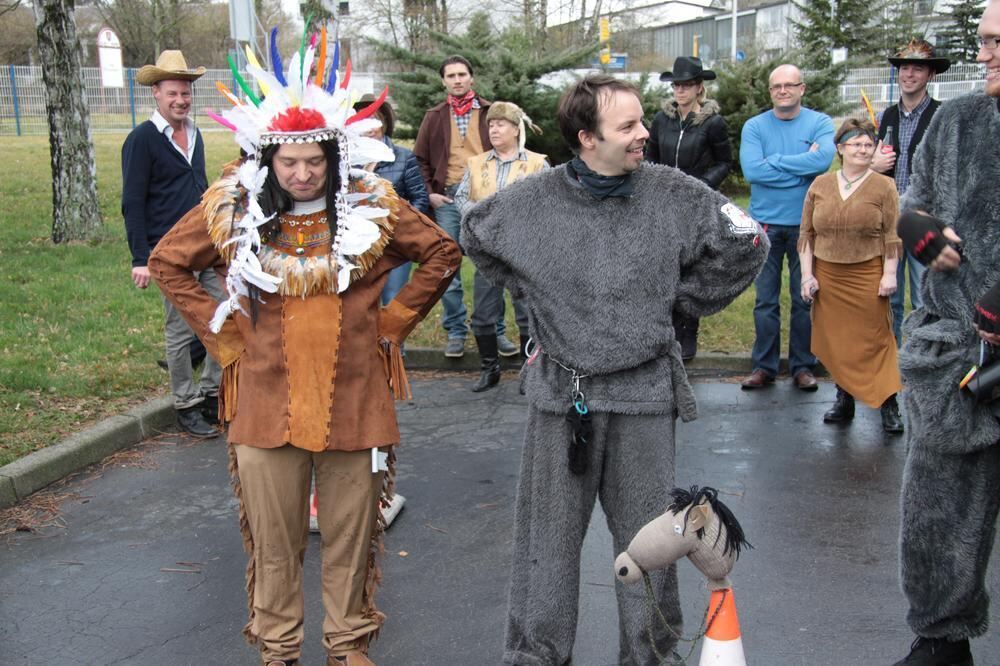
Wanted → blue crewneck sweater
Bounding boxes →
[121,120,207,266]
[739,107,835,226]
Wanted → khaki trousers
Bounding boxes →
[234,444,384,661]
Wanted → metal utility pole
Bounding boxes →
[731,0,737,60]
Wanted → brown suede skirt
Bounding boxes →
[812,256,902,408]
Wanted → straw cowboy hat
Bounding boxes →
[136,50,207,86]
[888,38,951,74]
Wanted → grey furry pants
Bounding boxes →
[504,406,681,665]
[899,440,1000,639]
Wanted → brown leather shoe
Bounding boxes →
[794,371,819,392]
[328,652,375,666]
[740,369,775,390]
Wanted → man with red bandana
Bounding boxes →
[414,56,518,359]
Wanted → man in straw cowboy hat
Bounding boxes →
[122,49,222,437]
[870,38,950,346]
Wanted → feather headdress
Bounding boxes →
[204,23,394,333]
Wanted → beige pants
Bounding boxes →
[234,444,384,661]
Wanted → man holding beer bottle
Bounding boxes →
[871,39,951,344]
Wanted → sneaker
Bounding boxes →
[497,334,518,357]
[444,337,466,358]
[892,636,973,666]
[381,493,406,527]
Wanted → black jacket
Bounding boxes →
[121,120,208,267]
[646,99,732,190]
[877,97,940,183]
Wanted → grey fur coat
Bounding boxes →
[900,94,1000,454]
[462,163,768,417]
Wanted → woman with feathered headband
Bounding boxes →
[148,26,461,666]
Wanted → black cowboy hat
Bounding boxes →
[888,38,951,74]
[353,93,396,137]
[659,56,716,83]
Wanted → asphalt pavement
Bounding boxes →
[3,371,1000,665]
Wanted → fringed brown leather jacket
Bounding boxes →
[149,163,461,452]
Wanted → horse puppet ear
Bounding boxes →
[685,502,711,533]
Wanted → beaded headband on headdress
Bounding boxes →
[203,24,395,333]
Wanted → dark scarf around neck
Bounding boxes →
[567,157,635,200]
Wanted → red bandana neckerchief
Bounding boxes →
[447,90,476,117]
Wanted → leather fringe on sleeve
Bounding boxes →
[218,357,241,424]
[379,339,412,401]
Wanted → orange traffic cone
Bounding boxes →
[698,588,746,665]
[308,488,320,533]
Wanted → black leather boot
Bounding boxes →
[200,395,219,425]
[176,405,219,438]
[472,334,501,392]
[823,385,855,423]
[881,394,904,434]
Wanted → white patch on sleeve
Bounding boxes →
[721,203,759,235]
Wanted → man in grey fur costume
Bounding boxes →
[893,3,1000,664]
[462,75,768,665]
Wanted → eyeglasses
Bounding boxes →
[842,141,875,150]
[979,35,1000,51]
[768,82,804,92]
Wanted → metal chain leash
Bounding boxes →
[642,571,728,665]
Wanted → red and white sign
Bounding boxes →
[97,28,124,88]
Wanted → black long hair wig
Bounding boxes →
[246,139,342,326]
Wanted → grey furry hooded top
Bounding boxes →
[899,94,1000,455]
[462,163,768,417]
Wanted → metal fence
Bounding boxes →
[0,63,988,136]
[0,65,390,136]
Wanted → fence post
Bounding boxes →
[9,65,21,137]
[127,68,136,128]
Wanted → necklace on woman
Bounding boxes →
[839,169,867,190]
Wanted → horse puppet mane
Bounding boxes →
[668,486,752,561]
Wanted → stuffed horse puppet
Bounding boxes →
[614,486,751,590]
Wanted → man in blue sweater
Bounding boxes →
[122,50,221,437]
[739,63,835,391]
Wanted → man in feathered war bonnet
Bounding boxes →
[148,29,460,666]
[462,74,768,665]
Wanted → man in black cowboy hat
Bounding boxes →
[871,38,951,346]
[122,50,222,438]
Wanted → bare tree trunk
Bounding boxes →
[33,0,101,243]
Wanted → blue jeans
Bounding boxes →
[433,201,469,340]
[751,224,815,378]
[890,250,925,346]
[380,262,411,306]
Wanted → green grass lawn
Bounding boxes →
[0,132,791,466]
